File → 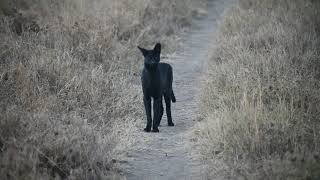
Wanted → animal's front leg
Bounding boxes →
[143,96,152,132]
[152,97,162,132]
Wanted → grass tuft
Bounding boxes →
[0,0,206,179]
[200,0,320,179]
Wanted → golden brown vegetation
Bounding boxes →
[200,0,320,179]
[0,0,206,179]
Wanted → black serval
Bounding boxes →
[138,43,176,132]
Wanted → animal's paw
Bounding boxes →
[168,122,175,126]
[151,128,160,133]
[144,128,151,132]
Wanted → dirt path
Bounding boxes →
[121,1,233,179]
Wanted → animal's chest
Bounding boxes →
[149,79,161,92]
[145,77,161,92]
[141,70,162,97]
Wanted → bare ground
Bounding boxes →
[120,1,234,179]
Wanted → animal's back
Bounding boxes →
[158,63,172,76]
[158,63,173,92]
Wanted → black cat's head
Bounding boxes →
[138,43,161,70]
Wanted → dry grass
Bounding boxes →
[200,0,320,179]
[0,0,206,179]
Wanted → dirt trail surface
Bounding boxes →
[120,1,233,179]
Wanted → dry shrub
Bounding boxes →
[200,0,320,179]
[0,0,206,179]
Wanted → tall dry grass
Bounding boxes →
[0,0,206,179]
[200,0,320,179]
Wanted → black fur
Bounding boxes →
[138,43,176,132]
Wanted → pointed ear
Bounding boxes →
[138,46,148,57]
[153,43,161,55]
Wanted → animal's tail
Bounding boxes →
[171,90,176,103]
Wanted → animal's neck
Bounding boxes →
[144,66,158,75]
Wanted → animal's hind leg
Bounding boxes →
[164,93,174,126]
[158,96,164,127]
